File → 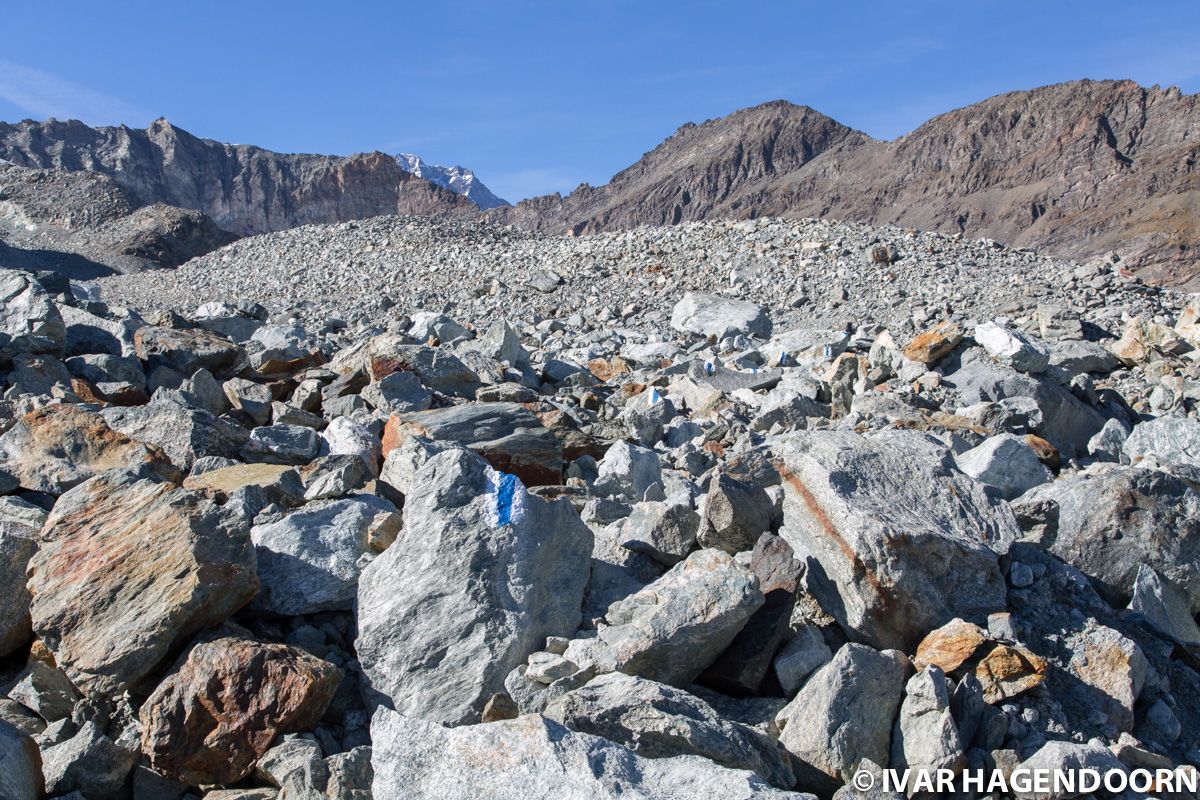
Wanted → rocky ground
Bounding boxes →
[3,214,1200,799]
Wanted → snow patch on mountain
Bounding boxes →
[396,153,509,210]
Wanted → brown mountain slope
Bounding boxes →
[492,80,1200,286]
[490,101,868,234]
[0,118,474,236]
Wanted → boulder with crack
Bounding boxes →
[775,430,1016,651]
[356,446,592,725]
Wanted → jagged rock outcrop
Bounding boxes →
[0,118,474,236]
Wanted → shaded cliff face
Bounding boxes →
[0,163,236,277]
[0,118,474,236]
[491,80,1200,286]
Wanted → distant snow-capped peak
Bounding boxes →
[396,153,509,210]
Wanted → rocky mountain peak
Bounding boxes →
[396,152,509,210]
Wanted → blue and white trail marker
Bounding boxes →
[485,468,527,527]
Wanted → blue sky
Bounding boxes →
[2,1,1198,202]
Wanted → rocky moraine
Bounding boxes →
[1,213,1200,798]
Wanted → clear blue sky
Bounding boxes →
[2,1,1198,202]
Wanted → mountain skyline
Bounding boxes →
[2,1,1198,201]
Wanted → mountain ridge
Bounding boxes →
[1,78,1197,284]
[489,78,1200,286]
[0,117,475,236]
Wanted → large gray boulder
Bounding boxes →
[0,272,65,356]
[543,672,796,789]
[776,430,1015,651]
[383,402,562,486]
[1124,415,1200,480]
[370,708,812,800]
[361,370,432,414]
[0,498,43,657]
[954,433,1052,500]
[40,720,136,800]
[889,666,963,774]
[59,304,140,357]
[1010,740,1125,800]
[618,499,699,566]
[1014,465,1200,611]
[973,321,1050,373]
[0,720,42,800]
[1129,565,1200,645]
[572,548,763,687]
[357,447,592,725]
[102,389,249,470]
[696,472,774,554]
[594,440,664,503]
[251,495,400,615]
[671,292,773,340]
[776,643,908,792]
[942,351,1105,458]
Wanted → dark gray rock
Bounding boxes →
[1014,464,1200,611]
[384,402,562,486]
[696,472,774,554]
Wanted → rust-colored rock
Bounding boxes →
[26,471,258,696]
[902,321,963,366]
[139,634,342,786]
[914,618,989,673]
[481,692,520,723]
[0,404,173,494]
[975,643,1047,703]
[1023,434,1061,470]
[587,356,631,383]
[1110,317,1190,365]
